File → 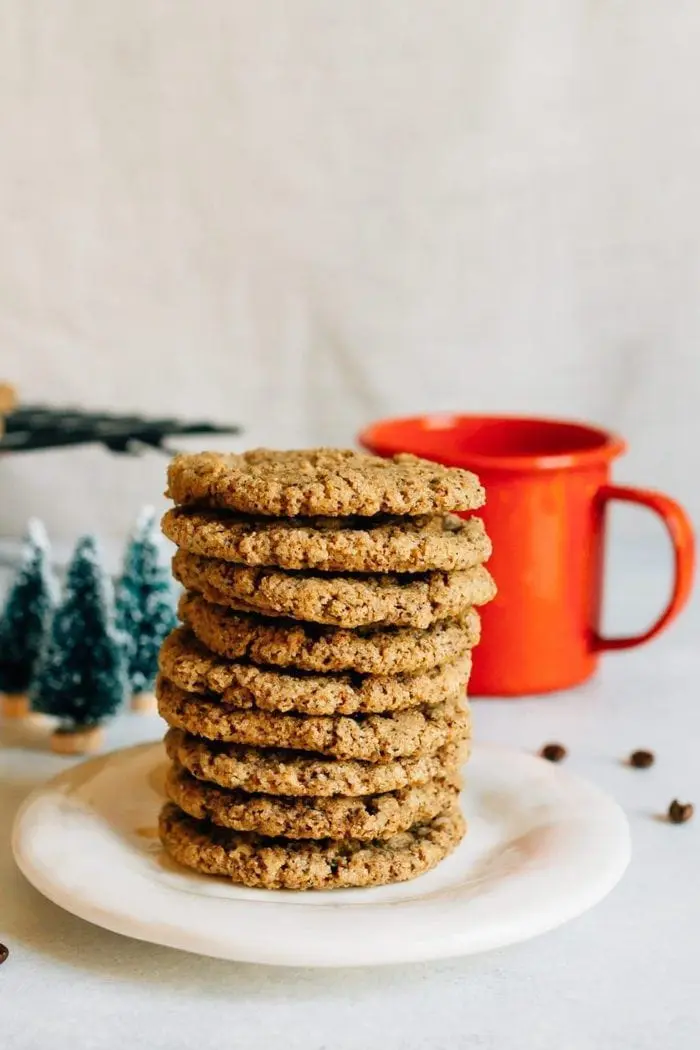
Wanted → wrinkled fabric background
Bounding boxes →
[1,1,699,544]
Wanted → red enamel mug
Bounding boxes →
[359,414,695,696]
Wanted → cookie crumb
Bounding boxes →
[629,749,655,769]
[668,800,694,824]
[0,944,8,966]
[540,743,567,763]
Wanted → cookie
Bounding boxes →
[166,448,485,518]
[159,627,471,716]
[179,592,481,674]
[165,762,460,840]
[162,507,491,574]
[157,676,470,761]
[172,549,496,629]
[159,800,466,889]
[165,727,469,797]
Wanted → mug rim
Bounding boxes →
[358,413,627,472]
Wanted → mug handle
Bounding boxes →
[593,484,695,651]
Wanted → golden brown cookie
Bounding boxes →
[171,549,496,629]
[165,727,469,797]
[166,448,484,518]
[157,676,470,762]
[159,800,466,889]
[162,507,491,574]
[165,762,460,840]
[159,627,471,716]
[179,592,481,674]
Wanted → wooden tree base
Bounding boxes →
[131,691,156,714]
[1,693,29,719]
[51,725,104,755]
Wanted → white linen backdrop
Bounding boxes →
[1,0,699,551]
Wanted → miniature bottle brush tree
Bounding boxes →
[30,535,128,753]
[116,508,177,712]
[0,520,57,718]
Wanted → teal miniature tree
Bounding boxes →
[116,507,177,711]
[31,535,128,752]
[0,520,58,717]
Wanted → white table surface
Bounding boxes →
[1,539,699,1050]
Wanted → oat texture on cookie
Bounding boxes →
[166,448,485,518]
[157,447,494,890]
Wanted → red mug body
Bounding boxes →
[359,414,695,696]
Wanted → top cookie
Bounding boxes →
[166,448,485,518]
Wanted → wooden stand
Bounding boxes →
[51,725,104,755]
[1,693,29,719]
[0,382,16,413]
[130,691,156,714]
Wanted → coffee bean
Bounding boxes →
[630,750,655,769]
[668,800,694,824]
[0,944,8,966]
[540,743,567,763]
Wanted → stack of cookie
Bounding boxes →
[157,449,495,891]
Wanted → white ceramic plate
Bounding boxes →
[12,742,630,967]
